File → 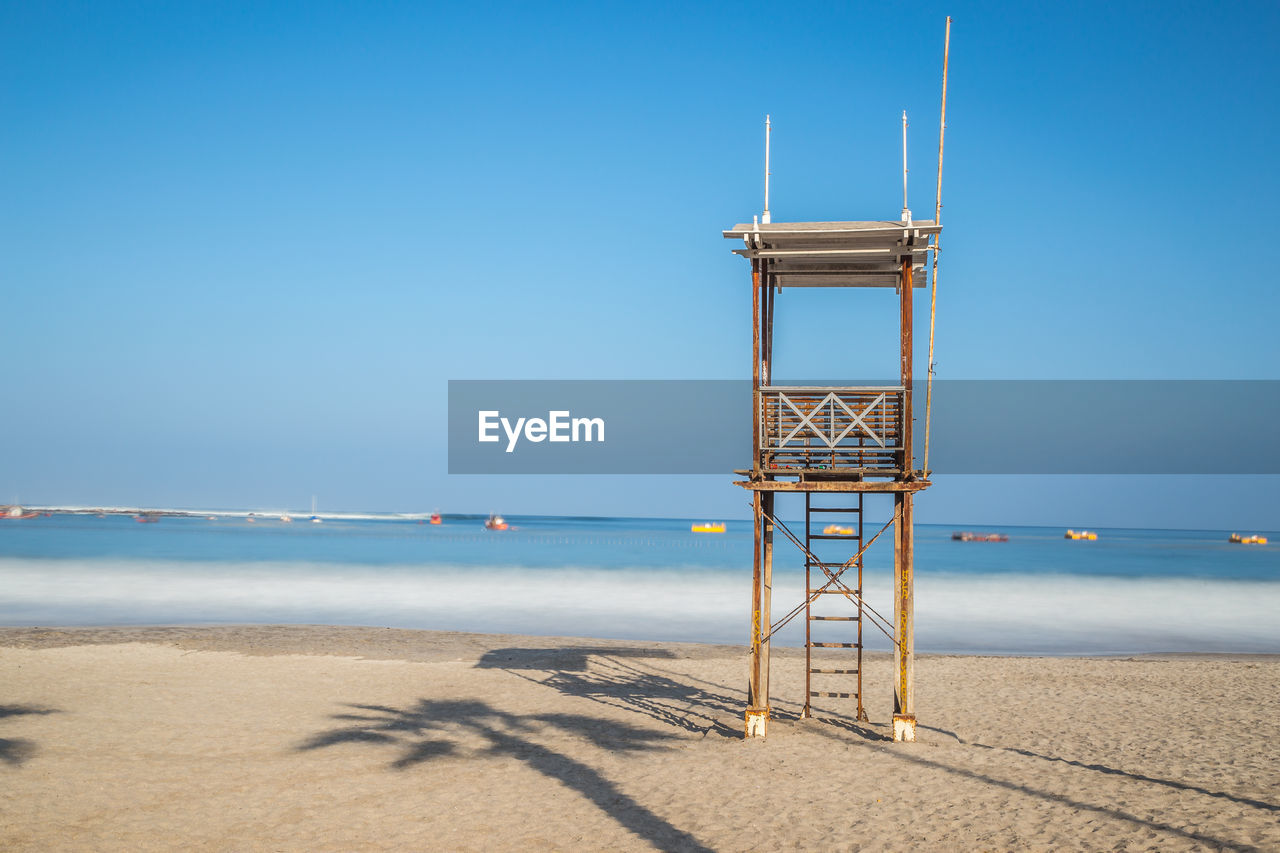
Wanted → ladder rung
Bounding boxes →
[809,642,861,649]
[809,615,859,621]
[808,589,861,595]
[807,561,855,569]
[808,534,861,540]
[807,507,862,513]
[810,691,859,698]
[810,668,860,674]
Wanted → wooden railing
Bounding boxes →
[758,386,905,473]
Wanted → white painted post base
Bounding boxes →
[892,714,916,742]
[745,709,770,738]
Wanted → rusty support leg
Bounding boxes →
[803,491,812,719]
[893,492,916,742]
[894,254,917,742]
[856,492,868,722]
[746,490,770,737]
[761,491,774,716]
[745,252,769,738]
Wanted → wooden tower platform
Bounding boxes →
[725,218,939,741]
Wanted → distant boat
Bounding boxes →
[2,505,39,520]
[1229,533,1268,545]
[429,511,443,525]
[823,524,855,536]
[485,514,509,531]
[310,496,322,523]
[952,531,1008,542]
[1065,529,1097,540]
[280,514,293,523]
[691,522,726,534]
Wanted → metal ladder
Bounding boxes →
[803,492,868,722]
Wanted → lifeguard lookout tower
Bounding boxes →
[724,43,950,739]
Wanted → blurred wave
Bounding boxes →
[2,557,1277,654]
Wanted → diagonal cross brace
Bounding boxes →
[757,507,898,646]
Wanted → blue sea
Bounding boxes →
[2,513,1278,655]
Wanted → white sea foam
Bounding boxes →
[1,558,1277,653]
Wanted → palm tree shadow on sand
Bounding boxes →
[0,704,60,767]
[298,647,888,850]
[298,697,714,852]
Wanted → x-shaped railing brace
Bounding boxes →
[777,391,888,449]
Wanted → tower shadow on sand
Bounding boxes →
[475,645,883,741]
[475,646,746,739]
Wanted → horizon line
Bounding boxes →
[11,504,1275,535]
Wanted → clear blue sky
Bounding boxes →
[3,2,1278,527]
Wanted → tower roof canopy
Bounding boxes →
[723,219,940,288]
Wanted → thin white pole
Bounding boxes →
[901,111,911,224]
[763,115,772,224]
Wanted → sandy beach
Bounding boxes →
[1,625,1277,852]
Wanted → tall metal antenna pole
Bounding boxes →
[923,15,951,475]
[901,111,911,225]
[763,115,772,224]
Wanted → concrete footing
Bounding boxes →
[745,708,770,738]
